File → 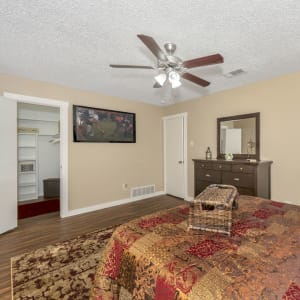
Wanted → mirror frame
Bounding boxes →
[217,112,260,161]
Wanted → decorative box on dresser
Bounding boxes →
[193,159,273,199]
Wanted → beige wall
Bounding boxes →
[1,71,300,209]
[164,72,300,205]
[0,74,164,210]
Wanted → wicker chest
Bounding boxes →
[187,184,238,235]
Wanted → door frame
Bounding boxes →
[4,92,69,218]
[163,112,188,200]
[0,97,18,233]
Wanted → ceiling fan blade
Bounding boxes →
[137,34,168,61]
[181,72,210,87]
[183,54,224,69]
[110,64,154,69]
[153,82,162,88]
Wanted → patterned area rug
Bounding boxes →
[11,226,116,299]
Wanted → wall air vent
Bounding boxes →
[223,69,246,78]
[131,184,155,199]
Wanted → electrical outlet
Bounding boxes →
[122,183,128,190]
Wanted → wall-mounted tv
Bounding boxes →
[73,105,136,143]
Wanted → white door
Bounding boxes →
[164,114,186,199]
[0,96,17,234]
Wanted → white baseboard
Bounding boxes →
[185,196,194,202]
[62,190,165,218]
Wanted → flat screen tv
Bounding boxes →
[73,105,136,143]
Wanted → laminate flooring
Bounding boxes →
[0,195,183,299]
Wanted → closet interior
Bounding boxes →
[17,103,60,218]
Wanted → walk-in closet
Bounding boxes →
[17,103,60,218]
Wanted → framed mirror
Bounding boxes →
[217,112,260,160]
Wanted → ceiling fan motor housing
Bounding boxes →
[158,55,183,73]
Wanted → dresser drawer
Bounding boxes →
[198,169,221,182]
[212,163,231,171]
[196,161,212,169]
[195,180,212,196]
[232,164,255,173]
[222,172,254,188]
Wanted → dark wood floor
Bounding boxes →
[0,195,183,299]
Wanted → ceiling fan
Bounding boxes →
[110,34,224,89]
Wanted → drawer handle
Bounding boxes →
[240,167,243,171]
[233,177,240,181]
[205,174,211,177]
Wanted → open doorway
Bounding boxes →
[17,103,60,218]
[4,92,69,221]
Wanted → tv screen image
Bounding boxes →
[73,105,136,143]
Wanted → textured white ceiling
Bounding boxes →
[1,1,300,105]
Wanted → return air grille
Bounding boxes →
[131,184,155,198]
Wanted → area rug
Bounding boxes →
[11,226,116,299]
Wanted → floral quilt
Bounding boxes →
[91,195,300,299]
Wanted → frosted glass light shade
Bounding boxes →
[154,73,167,86]
[170,80,181,88]
[168,71,182,88]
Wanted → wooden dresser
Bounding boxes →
[193,159,273,199]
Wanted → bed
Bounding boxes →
[91,195,300,299]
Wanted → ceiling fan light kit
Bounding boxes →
[154,70,182,89]
[110,34,224,90]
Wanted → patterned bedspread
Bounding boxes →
[91,196,300,299]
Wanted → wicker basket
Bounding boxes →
[187,184,238,235]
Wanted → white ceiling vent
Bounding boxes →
[224,69,246,78]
